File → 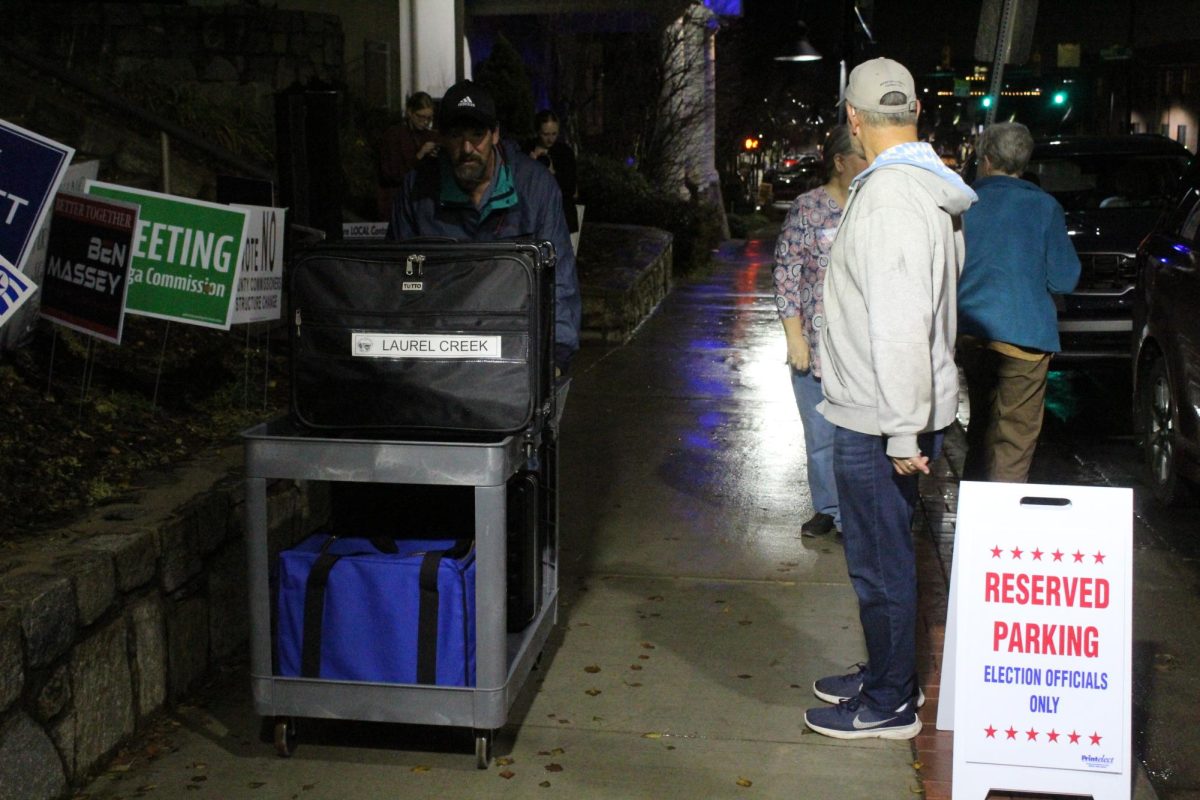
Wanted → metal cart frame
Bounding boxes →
[242,419,559,766]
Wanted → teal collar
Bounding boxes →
[439,149,519,217]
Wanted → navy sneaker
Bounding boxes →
[804,696,922,740]
[813,663,925,707]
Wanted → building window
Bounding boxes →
[1178,124,1189,145]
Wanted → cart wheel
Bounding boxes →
[273,717,297,758]
[474,729,493,769]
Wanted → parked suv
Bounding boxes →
[967,135,1191,365]
[762,153,820,210]
[1133,157,1200,505]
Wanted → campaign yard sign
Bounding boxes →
[0,254,37,329]
[39,192,139,344]
[946,481,1133,800]
[0,119,74,272]
[85,182,248,330]
[229,204,285,324]
[0,161,101,351]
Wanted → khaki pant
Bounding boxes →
[957,339,1052,483]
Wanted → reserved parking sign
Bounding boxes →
[944,481,1133,799]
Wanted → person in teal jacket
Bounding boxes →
[958,122,1081,482]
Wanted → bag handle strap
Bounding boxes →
[416,540,473,684]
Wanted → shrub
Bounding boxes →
[577,154,722,276]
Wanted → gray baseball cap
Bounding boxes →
[845,57,918,114]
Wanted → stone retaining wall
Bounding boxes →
[577,223,674,344]
[0,447,328,800]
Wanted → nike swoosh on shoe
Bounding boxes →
[852,714,899,730]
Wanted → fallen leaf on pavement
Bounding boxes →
[642,732,663,739]
[737,674,752,679]
[736,777,753,787]
[585,688,602,696]
[546,764,564,772]
[641,642,656,650]
[411,766,431,773]
[584,665,601,673]
[550,748,565,755]
[496,757,514,766]
[499,770,515,779]
[630,664,643,670]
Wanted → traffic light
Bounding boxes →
[1051,90,1068,106]
[743,137,760,151]
[981,95,993,109]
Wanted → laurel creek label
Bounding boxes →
[351,332,502,359]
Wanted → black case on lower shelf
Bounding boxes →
[506,470,542,632]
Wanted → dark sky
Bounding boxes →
[747,0,1200,76]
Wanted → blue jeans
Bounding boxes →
[791,369,839,527]
[833,426,943,712]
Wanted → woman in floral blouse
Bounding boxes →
[772,125,866,538]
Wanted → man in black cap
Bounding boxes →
[388,79,582,374]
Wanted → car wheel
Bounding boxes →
[1141,355,1189,506]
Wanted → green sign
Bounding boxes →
[85,182,248,330]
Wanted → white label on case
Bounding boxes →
[351,332,502,359]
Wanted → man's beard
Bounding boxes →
[454,154,489,189]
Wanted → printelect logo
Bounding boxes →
[1081,754,1114,770]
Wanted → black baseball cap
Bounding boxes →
[439,80,498,130]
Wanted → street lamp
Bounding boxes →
[774,21,823,62]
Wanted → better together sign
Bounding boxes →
[86,182,248,330]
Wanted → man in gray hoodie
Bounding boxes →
[803,58,977,740]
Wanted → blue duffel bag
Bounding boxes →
[276,534,476,686]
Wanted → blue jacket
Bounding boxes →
[959,175,1080,352]
[387,139,582,368]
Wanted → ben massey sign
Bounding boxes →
[40,192,139,344]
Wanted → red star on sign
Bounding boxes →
[1047,729,1060,743]
[1006,727,1018,740]
[1073,550,1086,563]
[1011,547,1024,559]
[985,725,997,738]
[1031,548,1044,561]
[1026,728,1039,741]
[1069,731,1081,744]
[1052,549,1064,562]
[1094,551,1106,564]
[991,546,1003,559]
[1090,732,1103,745]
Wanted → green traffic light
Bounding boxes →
[1052,91,1068,106]
[981,96,993,108]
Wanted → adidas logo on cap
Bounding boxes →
[458,97,476,108]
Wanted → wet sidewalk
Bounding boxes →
[79,238,1134,800]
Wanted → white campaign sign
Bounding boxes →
[351,332,502,359]
[944,481,1132,800]
[229,204,286,324]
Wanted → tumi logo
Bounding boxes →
[402,281,423,291]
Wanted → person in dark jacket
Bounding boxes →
[376,91,439,220]
[524,110,579,233]
[387,80,582,374]
[958,121,1081,482]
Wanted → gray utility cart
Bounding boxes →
[241,418,559,767]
